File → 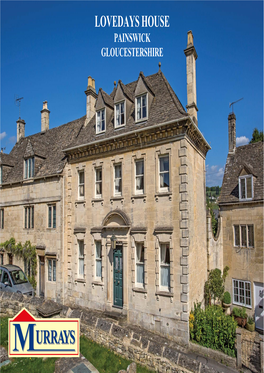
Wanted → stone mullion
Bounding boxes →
[179,139,189,322]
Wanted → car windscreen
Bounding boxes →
[10,270,28,285]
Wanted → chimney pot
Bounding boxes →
[17,118,26,142]
[187,30,194,46]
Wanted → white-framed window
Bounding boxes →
[239,175,253,200]
[115,101,125,128]
[24,206,34,229]
[24,157,35,179]
[136,243,144,287]
[233,279,251,307]
[234,224,254,248]
[96,109,106,134]
[160,243,170,291]
[78,240,84,278]
[48,259,56,282]
[136,94,147,122]
[95,241,102,280]
[0,209,4,229]
[114,164,122,196]
[135,159,144,194]
[78,170,85,199]
[95,167,102,198]
[159,155,170,192]
[48,204,56,229]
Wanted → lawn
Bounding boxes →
[0,317,153,373]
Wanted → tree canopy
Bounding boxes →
[250,128,263,143]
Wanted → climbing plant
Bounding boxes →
[204,266,229,306]
[0,237,37,289]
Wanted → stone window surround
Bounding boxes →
[131,231,147,294]
[91,233,104,285]
[131,152,146,198]
[74,231,86,282]
[232,278,252,308]
[24,157,35,179]
[76,165,86,201]
[47,203,56,229]
[154,230,174,298]
[24,205,34,229]
[47,257,56,282]
[233,224,254,249]
[238,175,254,201]
[0,209,4,229]
[155,146,172,195]
[111,156,124,199]
[114,100,126,129]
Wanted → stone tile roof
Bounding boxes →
[218,141,264,204]
[2,116,85,184]
[0,153,15,167]
[66,70,188,150]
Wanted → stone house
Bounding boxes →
[218,113,264,331]
[63,31,210,345]
[0,104,84,300]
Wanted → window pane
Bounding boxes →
[239,281,245,304]
[137,98,141,120]
[136,263,144,284]
[115,165,121,178]
[31,207,34,229]
[96,260,102,278]
[241,178,246,199]
[96,169,102,182]
[48,260,52,281]
[53,206,56,228]
[160,156,169,172]
[234,225,240,246]
[142,95,146,106]
[136,176,144,191]
[79,171,84,184]
[32,158,35,177]
[25,208,27,228]
[161,266,170,287]
[96,182,102,195]
[248,225,254,247]
[96,242,101,259]
[246,177,252,198]
[241,226,247,246]
[136,160,144,175]
[163,173,170,188]
[53,260,56,281]
[48,206,52,228]
[79,259,84,276]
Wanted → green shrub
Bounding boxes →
[204,266,229,306]
[223,291,231,304]
[189,304,237,357]
[232,307,247,319]
[247,316,254,325]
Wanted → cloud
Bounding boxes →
[236,136,249,146]
[8,136,16,144]
[206,165,225,187]
[0,132,7,141]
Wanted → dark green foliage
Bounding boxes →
[207,201,218,237]
[223,291,231,304]
[232,307,248,319]
[250,128,263,143]
[247,316,254,325]
[205,266,229,305]
[189,304,237,357]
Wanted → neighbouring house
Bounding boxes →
[0,103,84,300]
[218,113,264,331]
[63,31,210,345]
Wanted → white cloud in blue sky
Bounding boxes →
[236,136,249,146]
[206,165,225,187]
[0,132,7,141]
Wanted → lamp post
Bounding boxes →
[111,234,117,250]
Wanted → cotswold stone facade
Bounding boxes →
[218,114,264,331]
[63,32,210,345]
[0,31,210,345]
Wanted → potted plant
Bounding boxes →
[222,291,231,315]
[245,316,255,332]
[232,307,248,327]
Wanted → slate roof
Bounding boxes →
[66,70,188,150]
[2,116,85,184]
[0,153,15,167]
[218,141,264,204]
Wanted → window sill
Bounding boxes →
[114,124,126,130]
[131,194,146,199]
[110,196,124,201]
[75,199,86,205]
[232,302,252,309]
[96,131,106,136]
[47,227,56,230]
[92,198,104,202]
[132,287,147,293]
[135,119,147,125]
[234,246,254,250]
[75,278,86,283]
[92,280,104,286]
[155,291,173,297]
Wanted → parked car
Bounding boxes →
[0,264,34,296]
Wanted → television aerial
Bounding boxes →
[229,97,243,113]
[14,94,24,119]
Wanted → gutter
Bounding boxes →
[63,116,211,153]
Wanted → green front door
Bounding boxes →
[113,246,123,307]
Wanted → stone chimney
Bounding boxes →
[41,101,50,132]
[17,119,26,142]
[84,76,97,126]
[228,113,236,154]
[184,31,198,125]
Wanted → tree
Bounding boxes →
[250,128,263,143]
[204,266,229,305]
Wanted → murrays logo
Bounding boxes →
[9,308,79,357]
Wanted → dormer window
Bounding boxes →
[115,102,125,128]
[24,157,34,179]
[96,109,106,134]
[136,94,147,122]
[239,175,253,200]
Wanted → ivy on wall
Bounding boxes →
[0,237,37,289]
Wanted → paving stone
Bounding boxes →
[36,299,62,317]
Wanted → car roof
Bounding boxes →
[0,264,22,271]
